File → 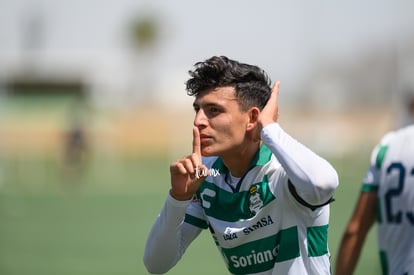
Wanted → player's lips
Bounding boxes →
[199,134,213,143]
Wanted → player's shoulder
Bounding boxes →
[395,124,414,137]
[381,124,414,145]
[370,127,404,168]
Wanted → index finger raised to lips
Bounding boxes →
[192,126,202,158]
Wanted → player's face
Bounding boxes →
[193,87,250,157]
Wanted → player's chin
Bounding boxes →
[201,146,216,157]
[201,150,214,157]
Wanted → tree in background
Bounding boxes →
[128,13,161,106]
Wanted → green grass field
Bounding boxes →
[0,151,381,275]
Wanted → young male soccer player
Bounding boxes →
[335,94,414,275]
[143,56,339,274]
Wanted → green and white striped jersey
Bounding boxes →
[144,123,338,275]
[186,145,332,274]
[361,125,414,275]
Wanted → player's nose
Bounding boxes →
[194,109,208,127]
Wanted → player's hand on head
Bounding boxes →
[169,126,209,201]
[251,81,279,141]
[258,81,280,128]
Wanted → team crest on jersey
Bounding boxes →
[248,185,264,216]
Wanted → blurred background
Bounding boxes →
[1,0,414,274]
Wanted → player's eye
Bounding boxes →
[206,106,222,117]
[209,107,220,113]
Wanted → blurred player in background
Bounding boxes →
[335,91,414,275]
[62,100,89,187]
[400,88,414,126]
[143,56,339,274]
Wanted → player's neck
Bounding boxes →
[221,141,261,178]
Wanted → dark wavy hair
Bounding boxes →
[186,56,272,111]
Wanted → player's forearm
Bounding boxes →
[335,235,363,275]
[261,123,339,205]
[143,194,190,273]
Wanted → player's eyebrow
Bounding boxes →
[193,101,224,111]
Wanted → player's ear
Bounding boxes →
[246,107,260,131]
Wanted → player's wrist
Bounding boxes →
[258,116,277,128]
[169,189,193,201]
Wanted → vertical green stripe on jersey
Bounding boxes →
[377,197,382,224]
[221,226,299,274]
[198,176,275,222]
[379,250,389,275]
[376,145,388,169]
[307,225,329,257]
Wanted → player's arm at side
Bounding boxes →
[334,191,377,275]
[143,195,202,273]
[144,127,207,273]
